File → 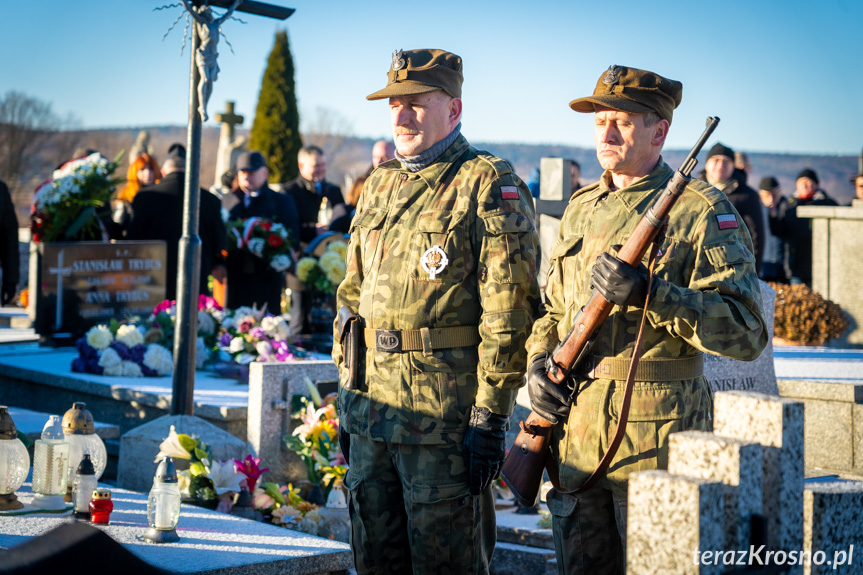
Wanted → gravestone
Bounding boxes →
[797,203,863,345]
[246,360,339,485]
[31,241,166,342]
[627,470,725,575]
[536,158,571,287]
[213,100,246,195]
[713,391,805,552]
[803,481,863,575]
[668,431,763,551]
[703,280,778,395]
[117,413,245,493]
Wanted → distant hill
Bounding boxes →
[7,126,860,225]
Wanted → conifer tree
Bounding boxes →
[249,29,302,183]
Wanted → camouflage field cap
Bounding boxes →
[569,65,683,123]
[366,49,463,101]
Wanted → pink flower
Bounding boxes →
[198,294,222,311]
[153,299,176,315]
[234,455,269,494]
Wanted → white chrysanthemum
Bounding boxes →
[229,337,245,354]
[270,254,291,272]
[255,340,272,356]
[120,361,143,377]
[102,363,123,376]
[319,250,343,270]
[270,222,287,236]
[296,257,317,282]
[116,324,145,348]
[143,344,173,376]
[248,237,265,256]
[197,310,216,334]
[260,315,289,339]
[97,347,122,368]
[86,325,114,350]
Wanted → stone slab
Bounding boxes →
[0,307,32,329]
[494,503,554,550]
[855,404,863,476]
[0,325,39,344]
[798,398,853,471]
[627,470,725,575]
[703,281,778,396]
[668,431,763,550]
[8,406,119,441]
[0,480,352,574]
[713,391,805,551]
[491,541,556,575]
[117,414,246,493]
[774,346,863,385]
[247,361,339,485]
[803,481,863,575]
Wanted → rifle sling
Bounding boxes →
[548,240,662,495]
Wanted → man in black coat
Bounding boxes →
[703,143,766,274]
[226,151,300,313]
[0,179,20,306]
[127,153,226,301]
[282,145,344,249]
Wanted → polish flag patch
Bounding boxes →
[716,213,739,230]
[500,185,519,199]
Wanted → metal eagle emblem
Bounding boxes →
[602,65,621,86]
[421,245,449,280]
[392,49,406,72]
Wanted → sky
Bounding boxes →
[2,0,862,156]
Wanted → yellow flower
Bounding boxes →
[310,420,336,442]
[326,241,347,259]
[325,260,346,286]
[296,257,318,282]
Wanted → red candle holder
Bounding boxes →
[89,489,113,524]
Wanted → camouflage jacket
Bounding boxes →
[334,135,541,444]
[527,159,768,365]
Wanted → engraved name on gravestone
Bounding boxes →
[703,281,778,395]
[35,241,167,340]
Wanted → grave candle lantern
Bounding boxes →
[62,403,107,500]
[32,415,70,511]
[143,456,181,543]
[89,488,113,524]
[0,406,30,511]
[73,454,97,519]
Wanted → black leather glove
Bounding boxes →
[463,406,508,496]
[527,352,574,425]
[1,282,16,307]
[591,251,648,307]
[338,420,350,464]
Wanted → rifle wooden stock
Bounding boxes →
[501,117,720,507]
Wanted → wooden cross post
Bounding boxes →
[171,0,294,416]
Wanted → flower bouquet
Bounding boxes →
[149,295,225,368]
[71,320,173,377]
[283,384,347,503]
[768,282,850,345]
[226,216,294,273]
[30,152,122,243]
[215,306,307,373]
[155,425,248,510]
[295,240,348,296]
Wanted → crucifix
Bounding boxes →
[170,0,294,416]
[48,250,72,332]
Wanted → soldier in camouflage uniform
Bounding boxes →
[526,65,768,574]
[333,49,541,574]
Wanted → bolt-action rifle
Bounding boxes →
[500,117,720,507]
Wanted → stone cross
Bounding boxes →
[536,158,572,287]
[47,250,72,332]
[169,0,294,416]
[214,100,245,190]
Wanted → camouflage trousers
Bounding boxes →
[545,377,712,574]
[344,434,496,575]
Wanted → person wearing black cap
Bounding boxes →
[225,150,300,312]
[702,142,765,274]
[526,65,766,573]
[757,176,790,283]
[772,168,838,285]
[126,150,226,300]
